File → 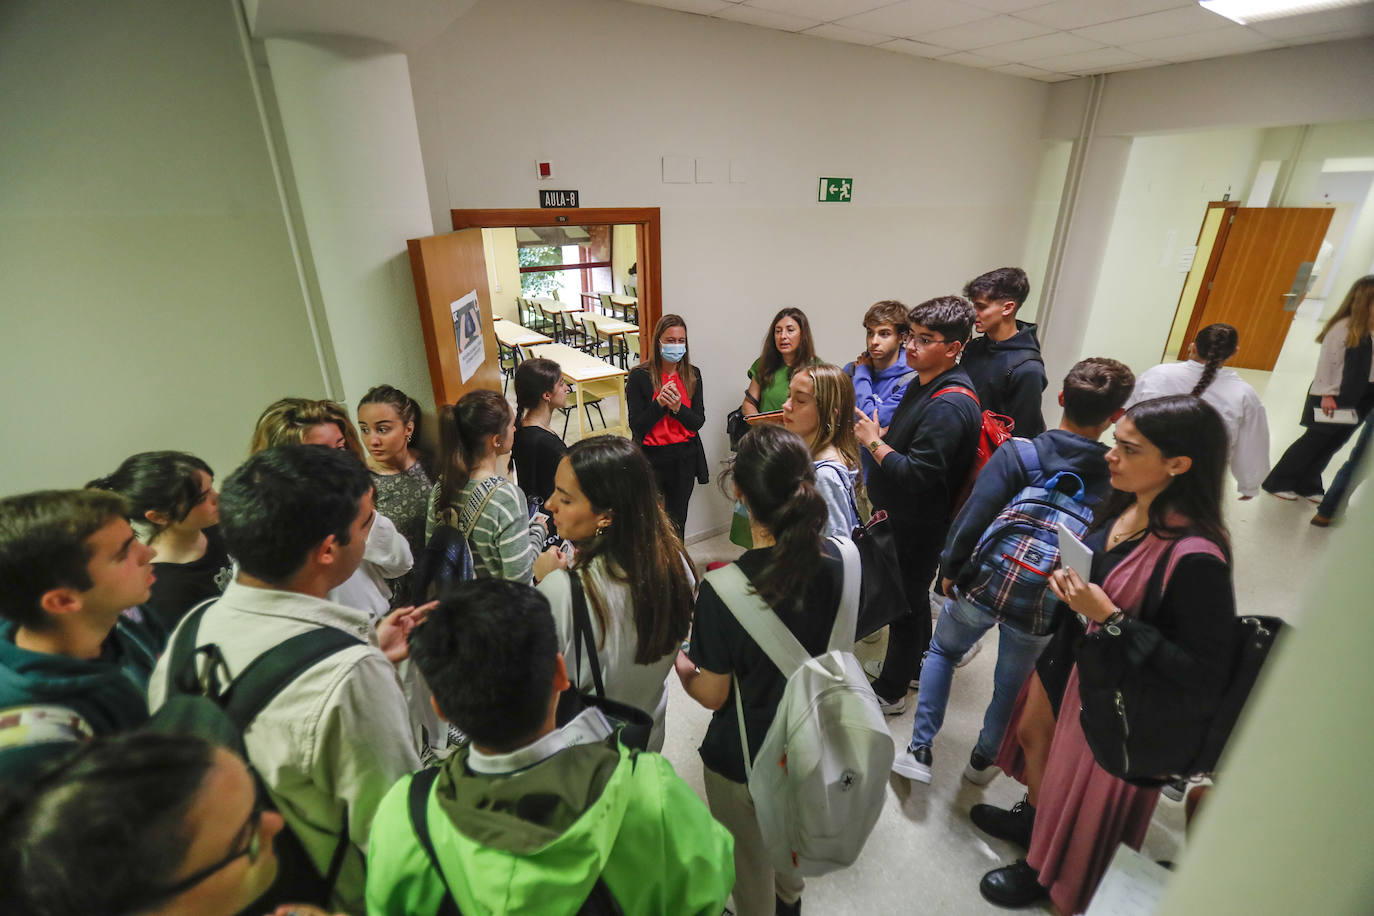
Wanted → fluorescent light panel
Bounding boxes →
[1199,0,1369,23]
[1322,157,1374,172]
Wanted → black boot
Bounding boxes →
[980,860,1048,908]
[970,794,1035,849]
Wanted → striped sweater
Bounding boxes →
[427,477,547,584]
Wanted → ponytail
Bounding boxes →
[728,425,827,609]
[1190,323,1239,397]
[513,359,563,425]
[437,390,511,511]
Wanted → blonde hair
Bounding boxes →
[249,398,366,461]
[1317,275,1374,349]
[797,363,861,470]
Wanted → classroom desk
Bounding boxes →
[531,297,582,342]
[528,343,628,440]
[579,312,638,368]
[493,318,552,350]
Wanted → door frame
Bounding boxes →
[450,207,662,336]
[1171,200,1240,361]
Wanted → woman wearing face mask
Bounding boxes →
[357,386,433,569]
[627,314,707,535]
[782,363,862,538]
[536,435,695,751]
[978,395,1237,914]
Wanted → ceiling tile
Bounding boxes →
[875,37,959,56]
[989,61,1062,77]
[712,4,823,30]
[801,22,893,44]
[743,0,893,20]
[977,30,1104,61]
[914,14,1054,49]
[940,49,1006,66]
[1121,24,1283,60]
[1071,5,1233,44]
[627,0,735,14]
[1015,0,1190,31]
[1029,46,1150,72]
[835,0,993,37]
[964,0,1062,11]
[1246,6,1374,40]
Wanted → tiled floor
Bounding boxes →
[658,312,1357,914]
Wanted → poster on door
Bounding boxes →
[450,290,484,383]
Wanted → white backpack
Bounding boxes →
[704,536,894,878]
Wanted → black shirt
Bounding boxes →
[146,525,232,634]
[688,541,843,783]
[513,425,567,508]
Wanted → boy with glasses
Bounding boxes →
[854,296,982,713]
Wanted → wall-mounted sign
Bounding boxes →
[818,178,853,203]
[540,189,580,208]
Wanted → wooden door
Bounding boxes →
[1181,207,1334,370]
[407,229,503,412]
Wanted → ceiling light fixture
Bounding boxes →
[1198,0,1370,24]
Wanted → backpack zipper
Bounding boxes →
[1114,689,1131,773]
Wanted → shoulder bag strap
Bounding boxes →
[220,627,363,730]
[566,570,607,699]
[459,477,505,540]
[824,536,862,653]
[933,384,980,405]
[166,598,215,695]
[407,767,462,916]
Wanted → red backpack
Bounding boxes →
[933,385,1013,517]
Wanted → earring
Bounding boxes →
[595,522,609,537]
[406,434,412,444]
[1168,471,1177,477]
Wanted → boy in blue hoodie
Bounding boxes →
[891,358,1135,786]
[0,490,160,784]
[846,300,914,488]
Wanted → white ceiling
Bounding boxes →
[624,0,1374,81]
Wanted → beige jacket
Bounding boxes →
[149,580,421,916]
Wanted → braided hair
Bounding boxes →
[1190,323,1239,397]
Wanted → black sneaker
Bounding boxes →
[970,794,1035,849]
[980,859,1048,908]
[775,895,801,916]
[963,749,999,785]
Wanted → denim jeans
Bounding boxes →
[909,594,1052,759]
[1316,416,1371,520]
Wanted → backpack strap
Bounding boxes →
[933,384,980,406]
[458,476,505,540]
[1011,437,1043,488]
[705,565,813,679]
[825,536,862,653]
[408,768,462,916]
[219,627,365,730]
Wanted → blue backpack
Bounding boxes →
[959,439,1096,635]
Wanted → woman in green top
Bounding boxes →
[741,307,818,415]
[733,307,819,546]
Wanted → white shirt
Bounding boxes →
[537,555,692,752]
[327,510,413,623]
[149,580,421,915]
[1126,360,1271,497]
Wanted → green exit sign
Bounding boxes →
[818,177,853,202]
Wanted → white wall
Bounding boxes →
[408,0,1050,538]
[0,0,328,495]
[1079,128,1264,376]
[1018,140,1072,323]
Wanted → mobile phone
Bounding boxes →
[559,539,576,560]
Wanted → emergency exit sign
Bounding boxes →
[818,177,853,202]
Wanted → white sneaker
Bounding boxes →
[878,693,906,716]
[863,658,883,680]
[963,750,1000,785]
[1269,490,1299,501]
[892,744,933,783]
[1304,493,1323,504]
[956,638,983,668]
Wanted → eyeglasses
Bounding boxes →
[131,793,265,910]
[910,335,950,348]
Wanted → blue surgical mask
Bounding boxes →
[661,343,687,362]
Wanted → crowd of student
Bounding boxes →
[1,269,1370,916]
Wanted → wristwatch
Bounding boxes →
[1103,608,1126,635]
[867,439,882,455]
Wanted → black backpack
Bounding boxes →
[406,766,623,915]
[147,600,361,914]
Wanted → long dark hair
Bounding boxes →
[1190,323,1239,397]
[1095,395,1231,557]
[727,425,827,609]
[437,389,511,511]
[359,384,423,443]
[755,307,816,394]
[644,313,696,399]
[565,436,693,663]
[0,732,216,916]
[514,358,563,425]
[86,451,213,541]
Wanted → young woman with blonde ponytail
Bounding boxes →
[1126,323,1270,498]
